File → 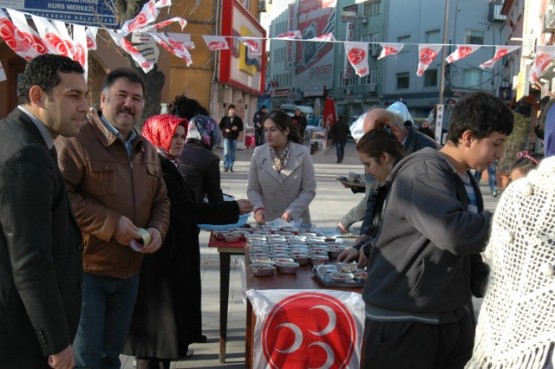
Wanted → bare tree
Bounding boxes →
[111,0,165,122]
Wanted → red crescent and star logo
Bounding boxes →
[262,292,357,369]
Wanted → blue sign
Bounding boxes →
[0,0,118,28]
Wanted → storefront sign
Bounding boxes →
[0,0,117,28]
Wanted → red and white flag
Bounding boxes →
[32,15,72,58]
[276,30,302,39]
[529,45,555,84]
[377,42,404,60]
[309,33,335,42]
[480,45,520,69]
[152,33,193,66]
[121,0,158,34]
[72,24,88,69]
[139,17,187,32]
[107,30,154,73]
[238,37,263,55]
[417,44,442,76]
[52,19,76,59]
[86,27,98,50]
[155,0,172,8]
[247,289,364,369]
[202,35,229,51]
[445,44,481,64]
[4,9,47,60]
[344,42,369,77]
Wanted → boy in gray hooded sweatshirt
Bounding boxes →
[362,92,514,369]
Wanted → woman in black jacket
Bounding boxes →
[169,94,224,204]
[124,114,252,369]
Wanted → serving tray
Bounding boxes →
[312,265,365,288]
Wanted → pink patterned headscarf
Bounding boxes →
[142,114,188,154]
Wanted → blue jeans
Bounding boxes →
[223,138,237,169]
[73,273,140,369]
[474,163,497,194]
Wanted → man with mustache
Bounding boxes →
[55,68,170,369]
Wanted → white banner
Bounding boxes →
[202,35,229,51]
[529,45,555,84]
[247,289,364,369]
[378,42,404,60]
[445,44,481,64]
[345,41,369,77]
[417,44,442,77]
[480,45,519,69]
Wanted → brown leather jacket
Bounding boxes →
[55,115,170,279]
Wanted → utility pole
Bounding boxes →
[435,0,450,144]
[438,0,450,106]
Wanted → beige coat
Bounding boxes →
[247,142,316,224]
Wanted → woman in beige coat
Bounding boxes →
[247,110,316,225]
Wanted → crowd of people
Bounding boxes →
[1,53,554,369]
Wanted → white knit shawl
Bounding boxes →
[466,156,555,369]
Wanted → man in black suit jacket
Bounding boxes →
[0,54,88,368]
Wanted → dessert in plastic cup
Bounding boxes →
[130,228,152,252]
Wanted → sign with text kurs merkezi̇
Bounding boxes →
[0,0,117,28]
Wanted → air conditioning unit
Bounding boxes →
[488,3,506,22]
[368,84,377,93]
[258,0,267,12]
[344,87,352,95]
[370,47,379,57]
[545,11,555,32]
[360,18,368,25]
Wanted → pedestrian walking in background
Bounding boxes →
[219,104,244,172]
[253,105,268,146]
[330,115,350,163]
[0,54,87,369]
[291,108,308,142]
[474,162,499,197]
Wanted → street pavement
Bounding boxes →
[120,141,500,368]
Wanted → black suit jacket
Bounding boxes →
[0,108,83,368]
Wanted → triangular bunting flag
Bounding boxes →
[417,44,442,77]
[202,35,229,50]
[378,43,404,60]
[445,44,481,64]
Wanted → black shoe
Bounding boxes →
[224,167,229,172]
[230,167,234,172]
[492,190,498,198]
[197,334,207,343]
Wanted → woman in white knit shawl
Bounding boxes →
[466,156,555,369]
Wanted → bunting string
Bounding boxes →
[0,2,547,83]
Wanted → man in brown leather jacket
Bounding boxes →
[56,68,170,369]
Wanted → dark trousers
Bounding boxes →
[362,313,475,369]
[137,358,170,369]
[335,141,346,162]
[255,128,264,146]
